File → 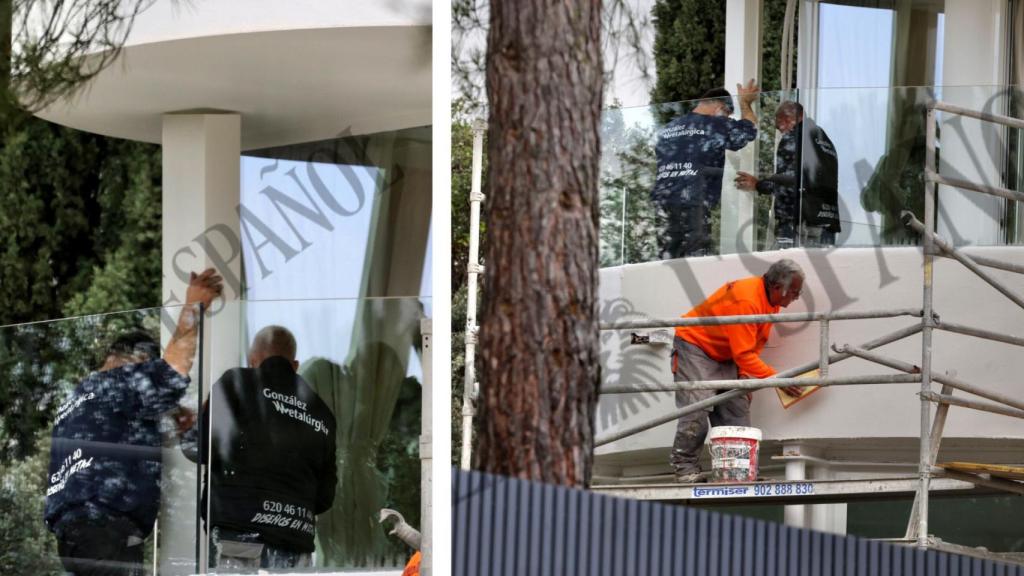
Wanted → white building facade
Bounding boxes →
[28,1,433,573]
[595,0,1024,554]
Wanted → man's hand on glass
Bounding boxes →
[185,268,224,311]
[736,79,759,105]
[735,171,758,191]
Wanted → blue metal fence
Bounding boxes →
[453,468,1022,576]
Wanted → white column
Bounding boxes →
[159,112,242,574]
[782,443,810,528]
[797,0,820,116]
[808,464,847,535]
[936,0,1009,246]
[722,0,761,253]
[796,0,820,91]
[782,444,847,534]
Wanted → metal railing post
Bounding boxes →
[819,319,829,377]
[916,105,938,547]
[461,119,486,470]
[420,318,433,576]
[905,380,952,540]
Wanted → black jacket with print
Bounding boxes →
[190,356,337,553]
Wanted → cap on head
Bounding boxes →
[699,87,735,115]
[106,331,160,365]
[248,325,297,367]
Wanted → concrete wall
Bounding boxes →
[596,247,1024,470]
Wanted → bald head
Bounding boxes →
[248,325,298,369]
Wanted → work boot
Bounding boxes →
[674,471,706,484]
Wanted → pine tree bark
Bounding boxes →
[477,0,603,487]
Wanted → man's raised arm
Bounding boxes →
[164,269,223,377]
[736,79,759,124]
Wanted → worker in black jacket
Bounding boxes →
[735,101,841,247]
[187,325,337,570]
[44,268,223,576]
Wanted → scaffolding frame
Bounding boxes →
[460,101,1024,554]
[460,120,486,471]
[592,100,1024,551]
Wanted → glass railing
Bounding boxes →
[600,85,1024,267]
[0,305,201,575]
[0,296,430,574]
[204,296,428,573]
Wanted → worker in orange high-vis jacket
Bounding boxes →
[670,259,806,483]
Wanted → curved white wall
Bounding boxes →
[103,0,430,49]
[596,247,1024,466]
[24,0,432,147]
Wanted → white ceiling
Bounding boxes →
[35,24,432,149]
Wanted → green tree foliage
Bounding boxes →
[0,118,161,461]
[452,99,485,297]
[62,136,162,317]
[650,0,726,106]
[651,0,793,101]
[760,0,796,93]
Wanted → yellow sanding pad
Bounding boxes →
[776,369,823,409]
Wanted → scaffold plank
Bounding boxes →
[592,476,986,505]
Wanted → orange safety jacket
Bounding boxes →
[402,552,421,576]
[675,276,779,379]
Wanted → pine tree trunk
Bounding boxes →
[477,0,603,487]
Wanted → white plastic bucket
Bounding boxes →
[708,426,762,483]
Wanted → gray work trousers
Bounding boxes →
[669,337,751,475]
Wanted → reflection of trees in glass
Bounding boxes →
[0,0,165,461]
[862,92,928,245]
[648,0,794,253]
[0,310,162,574]
[0,126,162,461]
[303,342,420,568]
[0,430,61,575]
[0,310,161,460]
[600,101,775,264]
[754,93,783,250]
[374,375,421,560]
[600,106,658,266]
